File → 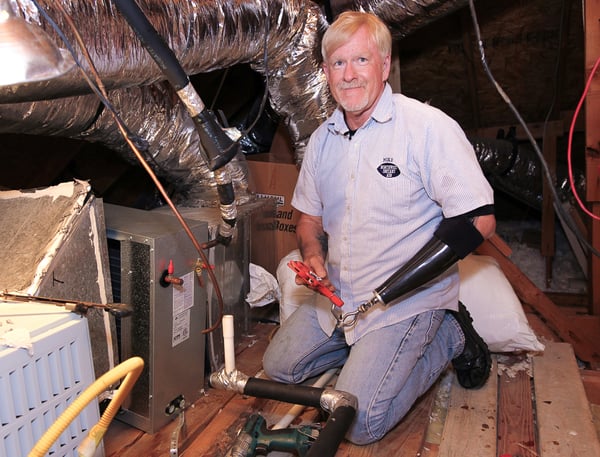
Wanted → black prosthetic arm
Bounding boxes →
[370,215,485,308]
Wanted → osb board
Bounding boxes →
[0,180,90,292]
[398,0,584,130]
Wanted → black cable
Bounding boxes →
[467,0,600,259]
[209,67,230,111]
[238,10,271,137]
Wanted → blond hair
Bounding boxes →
[321,11,392,62]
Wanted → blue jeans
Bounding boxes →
[262,303,465,445]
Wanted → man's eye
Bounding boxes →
[358,57,368,64]
[333,60,344,68]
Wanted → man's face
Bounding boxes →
[323,26,390,125]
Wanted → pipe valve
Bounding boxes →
[160,259,184,287]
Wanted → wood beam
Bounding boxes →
[585,0,600,315]
[476,235,600,364]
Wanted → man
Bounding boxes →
[263,11,496,445]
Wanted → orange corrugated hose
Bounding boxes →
[28,356,144,457]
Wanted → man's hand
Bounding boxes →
[287,260,343,307]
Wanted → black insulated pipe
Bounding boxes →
[110,0,188,90]
[112,0,239,170]
[112,0,237,244]
[244,377,325,407]
[305,404,355,457]
[193,109,241,172]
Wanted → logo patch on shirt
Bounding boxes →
[377,162,400,178]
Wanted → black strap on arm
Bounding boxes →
[434,214,484,259]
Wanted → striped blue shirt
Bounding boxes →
[292,84,494,344]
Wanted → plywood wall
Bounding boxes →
[398,0,584,130]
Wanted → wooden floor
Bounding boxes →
[104,317,600,457]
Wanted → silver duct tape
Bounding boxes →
[209,368,249,393]
[176,84,205,117]
[319,388,358,414]
[218,203,238,221]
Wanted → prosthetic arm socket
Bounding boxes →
[372,216,484,307]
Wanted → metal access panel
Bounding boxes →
[104,204,207,434]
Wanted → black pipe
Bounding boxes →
[110,0,188,90]
[112,0,237,244]
[112,0,239,170]
[244,377,324,407]
[243,378,357,457]
[306,405,355,457]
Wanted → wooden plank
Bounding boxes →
[438,360,498,457]
[497,356,536,456]
[421,370,454,457]
[525,311,560,342]
[541,122,558,286]
[592,404,600,441]
[185,394,268,457]
[532,342,600,456]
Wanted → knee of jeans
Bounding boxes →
[344,411,387,445]
[262,349,293,383]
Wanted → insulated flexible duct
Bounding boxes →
[470,135,585,211]
[0,0,465,205]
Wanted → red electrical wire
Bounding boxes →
[568,54,600,221]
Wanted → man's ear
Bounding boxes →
[382,54,391,81]
[322,62,330,81]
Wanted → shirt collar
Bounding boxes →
[327,83,394,136]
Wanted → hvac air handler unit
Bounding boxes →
[104,204,207,434]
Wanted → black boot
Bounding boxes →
[450,302,492,389]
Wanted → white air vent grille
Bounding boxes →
[0,302,101,457]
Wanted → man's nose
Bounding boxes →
[343,63,356,80]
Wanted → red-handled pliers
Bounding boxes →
[287,260,344,307]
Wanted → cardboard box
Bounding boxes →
[246,124,300,276]
[247,158,300,276]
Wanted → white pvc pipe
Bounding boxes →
[272,368,339,430]
[223,314,236,374]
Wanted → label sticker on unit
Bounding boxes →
[172,309,191,347]
[172,272,194,314]
[172,271,194,347]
